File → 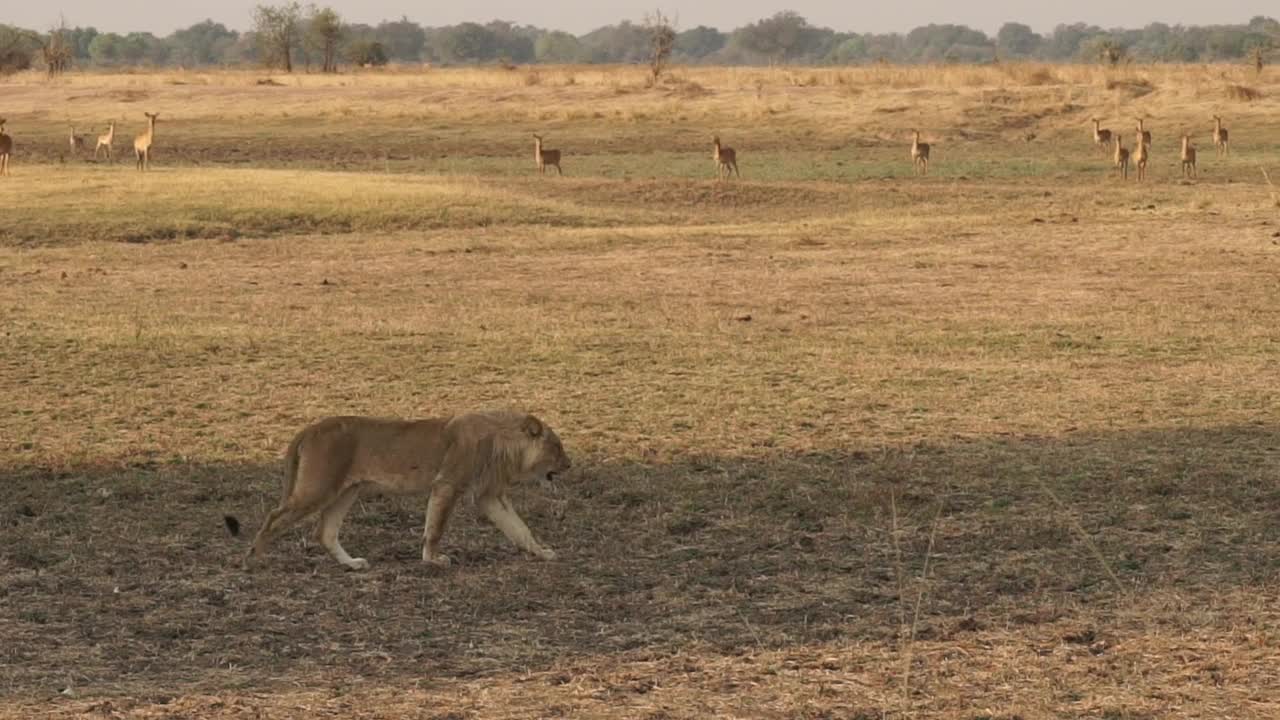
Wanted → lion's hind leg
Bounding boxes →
[245,459,344,568]
[313,485,368,570]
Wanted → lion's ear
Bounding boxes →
[522,415,543,438]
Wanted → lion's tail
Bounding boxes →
[224,431,305,539]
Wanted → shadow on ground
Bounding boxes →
[3,424,1277,702]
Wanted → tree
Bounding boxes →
[534,31,581,63]
[578,22,649,63]
[0,24,41,74]
[346,39,387,66]
[253,2,303,72]
[674,26,725,61]
[1043,23,1099,60]
[42,18,75,77]
[644,10,677,84]
[168,20,238,67]
[434,22,499,64]
[996,23,1041,58]
[307,6,342,72]
[731,11,814,63]
[376,17,425,62]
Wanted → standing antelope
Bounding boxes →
[95,121,115,162]
[533,134,562,176]
[1133,137,1150,182]
[712,135,739,180]
[911,130,930,176]
[1113,136,1129,180]
[1212,115,1229,157]
[68,125,86,154]
[1135,117,1152,147]
[1091,118,1112,154]
[134,112,158,171]
[1180,133,1197,179]
[0,119,12,176]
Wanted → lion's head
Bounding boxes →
[519,414,571,482]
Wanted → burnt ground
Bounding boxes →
[4,426,1279,718]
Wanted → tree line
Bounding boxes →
[1,7,1277,74]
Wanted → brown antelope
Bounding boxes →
[1180,133,1197,179]
[95,121,115,162]
[533,134,562,176]
[1133,137,1149,181]
[910,130,930,176]
[1212,115,1229,157]
[1135,117,1152,147]
[1113,136,1129,180]
[1091,118,1112,154]
[134,112,158,171]
[68,125,86,154]
[712,135,739,180]
[0,119,11,176]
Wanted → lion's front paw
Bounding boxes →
[345,558,370,571]
[537,548,558,561]
[423,551,453,567]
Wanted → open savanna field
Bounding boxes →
[2,63,1280,718]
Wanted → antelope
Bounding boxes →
[1113,136,1129,180]
[134,112,158,171]
[1135,117,1152,147]
[712,135,739,180]
[1180,133,1197,179]
[1133,137,1149,182]
[95,121,115,162]
[911,130,930,176]
[533,134,562,176]
[1212,115,1229,157]
[1091,118,1112,154]
[0,119,11,176]
[68,125,86,154]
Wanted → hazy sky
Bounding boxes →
[4,1,1275,36]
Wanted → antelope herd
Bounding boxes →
[1093,115,1237,182]
[0,112,1242,183]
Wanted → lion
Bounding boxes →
[228,410,570,571]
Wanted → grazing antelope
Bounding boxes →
[1133,138,1149,182]
[68,125,86,154]
[712,135,739,180]
[95,121,115,162]
[0,119,11,176]
[533,133,562,176]
[1135,117,1152,147]
[1212,115,1229,157]
[1113,136,1129,180]
[1091,118,1112,154]
[134,112,158,171]
[910,130,930,176]
[1180,133,1197,179]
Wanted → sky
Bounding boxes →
[3,1,1276,36]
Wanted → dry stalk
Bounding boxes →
[1035,478,1126,595]
[1261,167,1280,208]
[890,493,945,715]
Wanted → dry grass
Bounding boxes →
[2,65,1280,718]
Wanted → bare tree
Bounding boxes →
[42,17,74,77]
[1097,39,1124,67]
[306,6,343,73]
[644,9,677,86]
[253,2,303,72]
